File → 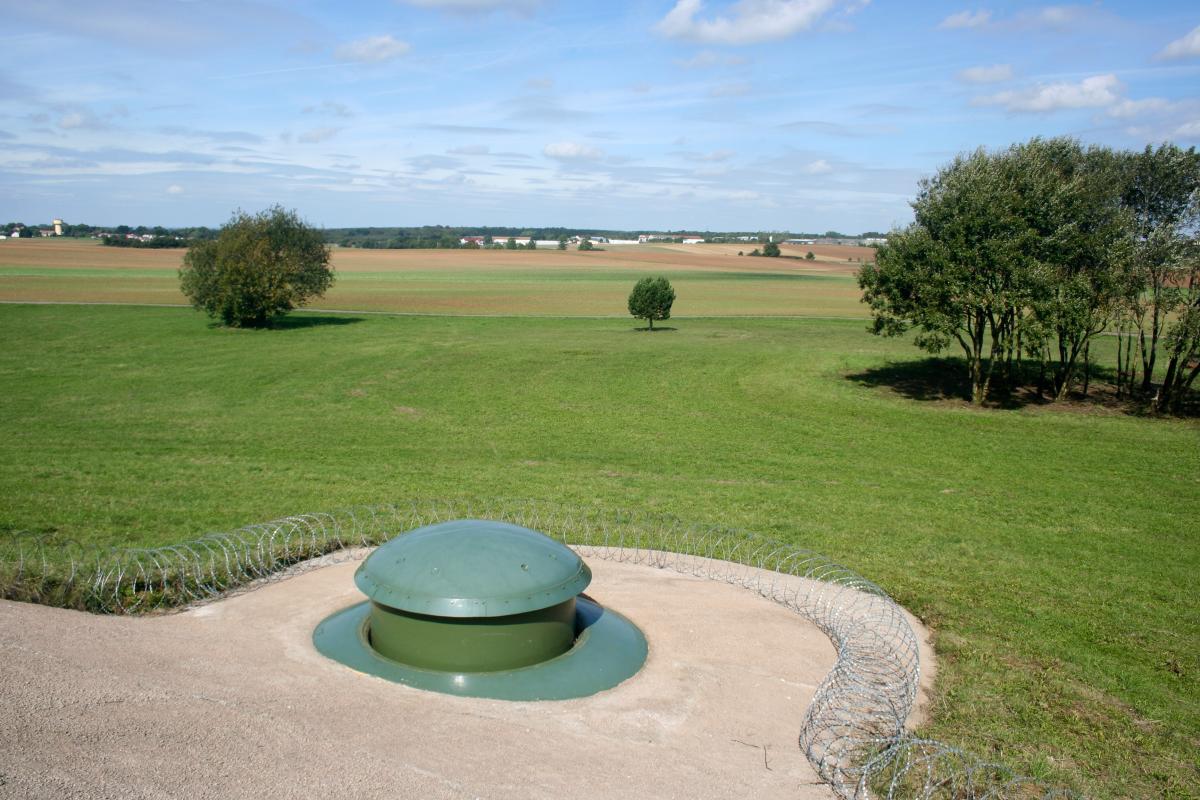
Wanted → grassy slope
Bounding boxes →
[0,304,1196,798]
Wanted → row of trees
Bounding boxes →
[860,139,1200,413]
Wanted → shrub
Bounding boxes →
[179,206,333,328]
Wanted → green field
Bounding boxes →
[1,301,1197,798]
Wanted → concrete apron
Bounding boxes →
[0,554,933,800]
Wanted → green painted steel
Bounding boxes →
[313,596,648,701]
[368,597,577,672]
[354,519,591,618]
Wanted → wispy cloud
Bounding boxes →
[940,5,1101,33]
[778,119,879,138]
[801,159,834,174]
[303,101,354,118]
[1106,97,1172,119]
[957,64,1013,83]
[974,74,1121,113]
[707,81,752,98]
[397,0,542,12]
[680,149,736,162]
[414,123,523,135]
[1158,25,1200,61]
[543,142,604,161]
[675,50,748,69]
[334,34,410,64]
[158,125,263,144]
[938,10,990,30]
[298,127,341,144]
[657,0,849,46]
[506,94,589,122]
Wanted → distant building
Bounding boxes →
[10,230,20,238]
[39,229,55,237]
[460,236,532,246]
[53,218,63,236]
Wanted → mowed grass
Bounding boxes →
[0,238,867,317]
[1,303,1197,798]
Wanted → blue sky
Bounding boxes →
[1,1,1198,233]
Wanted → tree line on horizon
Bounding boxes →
[860,138,1200,414]
[3,220,884,249]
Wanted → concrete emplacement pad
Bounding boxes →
[0,550,935,800]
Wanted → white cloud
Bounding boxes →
[957,64,1012,83]
[802,159,834,174]
[656,0,846,46]
[334,34,410,63]
[1175,120,1200,138]
[675,50,748,68]
[974,74,1122,113]
[298,127,340,143]
[543,142,604,161]
[938,10,990,30]
[1158,25,1200,61]
[166,184,184,195]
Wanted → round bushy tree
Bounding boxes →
[627,276,675,330]
[179,206,333,328]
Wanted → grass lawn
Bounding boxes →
[0,303,1196,798]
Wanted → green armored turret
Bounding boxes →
[356,520,591,671]
[314,518,647,700]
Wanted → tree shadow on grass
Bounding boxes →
[268,314,365,330]
[632,326,678,332]
[848,357,973,403]
[844,359,1161,417]
[847,357,1198,416]
[205,314,365,332]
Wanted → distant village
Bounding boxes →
[0,219,886,248]
[453,232,886,249]
[0,219,184,243]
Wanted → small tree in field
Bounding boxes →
[628,276,675,330]
[805,251,815,260]
[763,241,781,257]
[179,206,333,328]
[578,237,594,251]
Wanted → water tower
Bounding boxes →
[53,219,63,236]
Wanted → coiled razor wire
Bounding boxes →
[0,499,1079,800]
